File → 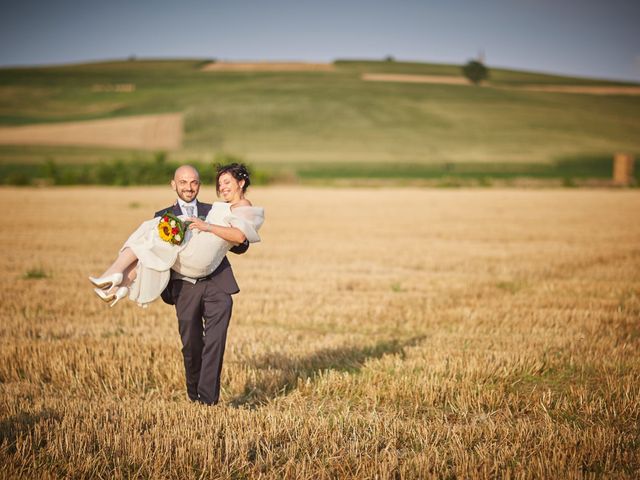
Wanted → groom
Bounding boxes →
[155,165,248,405]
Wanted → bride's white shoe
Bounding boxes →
[94,286,129,307]
[89,272,123,290]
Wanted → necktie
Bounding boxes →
[184,205,195,217]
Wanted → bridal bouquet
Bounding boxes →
[158,213,188,245]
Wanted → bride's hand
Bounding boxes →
[187,217,210,233]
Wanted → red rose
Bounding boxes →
[163,216,169,222]
[172,227,179,234]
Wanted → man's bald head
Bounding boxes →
[171,164,201,203]
[174,165,200,181]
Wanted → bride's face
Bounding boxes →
[218,172,244,202]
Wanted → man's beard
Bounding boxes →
[178,191,196,202]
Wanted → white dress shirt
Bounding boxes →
[172,199,199,283]
[178,200,198,218]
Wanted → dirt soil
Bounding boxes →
[202,62,335,72]
[0,113,183,150]
[362,73,640,95]
[362,73,469,85]
[511,84,640,95]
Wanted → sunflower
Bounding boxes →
[158,221,173,242]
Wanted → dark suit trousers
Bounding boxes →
[171,278,233,405]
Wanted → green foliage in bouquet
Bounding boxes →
[157,212,189,245]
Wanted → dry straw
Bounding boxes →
[1,186,639,478]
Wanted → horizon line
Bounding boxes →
[0,55,637,85]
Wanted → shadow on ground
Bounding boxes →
[230,336,425,408]
[0,410,61,452]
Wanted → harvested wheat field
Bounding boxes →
[361,73,640,95]
[202,62,335,72]
[362,73,470,85]
[0,113,183,150]
[510,85,640,95]
[1,186,639,478]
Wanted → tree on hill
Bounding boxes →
[462,60,489,85]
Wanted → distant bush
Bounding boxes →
[1,153,636,187]
[0,152,274,187]
[24,267,49,279]
[195,59,216,69]
[5,172,30,186]
[462,60,489,85]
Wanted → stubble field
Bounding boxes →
[0,113,183,151]
[1,186,639,478]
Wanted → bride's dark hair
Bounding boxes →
[215,163,251,194]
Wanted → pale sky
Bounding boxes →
[1,0,639,82]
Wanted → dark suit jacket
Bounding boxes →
[154,200,249,304]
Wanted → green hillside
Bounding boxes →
[0,58,639,184]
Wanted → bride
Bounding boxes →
[89,163,264,307]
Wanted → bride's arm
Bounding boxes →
[187,218,246,244]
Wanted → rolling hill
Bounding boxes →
[0,58,638,184]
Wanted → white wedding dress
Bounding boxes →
[122,202,264,306]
